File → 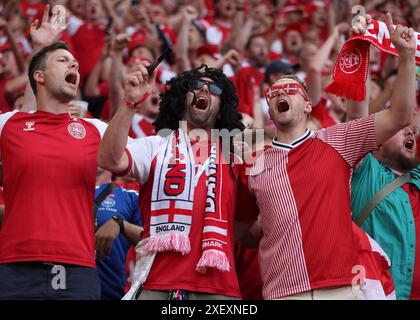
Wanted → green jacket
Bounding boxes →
[351,153,420,300]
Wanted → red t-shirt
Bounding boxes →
[238,116,378,299]
[233,66,265,118]
[0,110,107,267]
[234,243,263,299]
[20,0,44,21]
[311,98,337,128]
[60,31,76,56]
[129,114,156,139]
[402,183,420,300]
[203,16,231,47]
[125,134,241,297]
[71,23,106,82]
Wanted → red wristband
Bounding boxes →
[123,92,151,109]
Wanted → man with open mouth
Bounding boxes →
[236,13,417,300]
[98,64,246,300]
[346,11,420,301]
[0,5,108,300]
[351,121,420,300]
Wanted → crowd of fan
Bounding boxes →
[0,0,418,129]
[0,0,420,300]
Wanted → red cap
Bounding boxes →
[196,44,220,59]
[128,31,147,56]
[280,23,303,39]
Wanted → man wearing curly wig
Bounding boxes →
[98,64,245,300]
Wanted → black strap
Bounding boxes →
[94,183,117,229]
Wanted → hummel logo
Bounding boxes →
[23,121,35,131]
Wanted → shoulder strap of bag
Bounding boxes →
[94,183,118,229]
[355,171,411,226]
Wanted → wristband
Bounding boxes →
[112,215,125,234]
[123,92,151,109]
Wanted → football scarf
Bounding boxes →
[325,18,420,101]
[142,129,231,273]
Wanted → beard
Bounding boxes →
[250,55,267,68]
[396,153,420,171]
[382,147,420,172]
[186,107,215,127]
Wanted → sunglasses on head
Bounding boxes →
[189,79,223,96]
[264,82,309,103]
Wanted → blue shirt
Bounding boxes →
[351,153,420,300]
[94,183,141,300]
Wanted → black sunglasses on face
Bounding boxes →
[189,79,223,96]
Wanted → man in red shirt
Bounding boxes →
[237,14,416,300]
[71,0,106,83]
[0,7,107,299]
[98,64,245,300]
[234,34,268,119]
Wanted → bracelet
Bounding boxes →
[123,92,151,109]
[112,215,125,234]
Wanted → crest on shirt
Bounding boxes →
[68,122,86,139]
[101,197,116,208]
[23,121,35,131]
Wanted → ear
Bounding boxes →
[33,70,45,85]
[304,101,312,114]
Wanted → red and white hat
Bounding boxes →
[196,44,221,60]
[192,19,223,47]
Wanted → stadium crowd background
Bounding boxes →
[0,0,420,300]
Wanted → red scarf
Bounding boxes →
[142,130,231,273]
[325,19,420,101]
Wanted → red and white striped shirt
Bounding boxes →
[238,115,378,299]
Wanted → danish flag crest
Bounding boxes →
[68,122,86,139]
[339,48,362,74]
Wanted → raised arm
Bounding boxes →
[97,62,157,174]
[108,33,131,117]
[374,13,417,146]
[174,6,198,73]
[307,22,349,106]
[102,0,124,33]
[21,4,67,112]
[345,73,371,122]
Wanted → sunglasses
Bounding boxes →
[264,82,309,103]
[189,79,223,96]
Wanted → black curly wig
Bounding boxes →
[153,64,245,133]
